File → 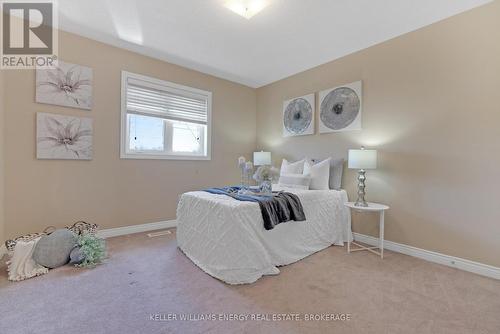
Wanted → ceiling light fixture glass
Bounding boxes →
[224,0,269,19]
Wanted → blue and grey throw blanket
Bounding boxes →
[204,186,306,230]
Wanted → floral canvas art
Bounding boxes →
[37,112,93,160]
[36,61,93,110]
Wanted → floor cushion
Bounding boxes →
[32,229,76,269]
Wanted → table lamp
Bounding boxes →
[348,147,377,207]
[253,151,271,166]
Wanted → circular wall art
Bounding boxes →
[283,94,315,137]
[319,81,362,133]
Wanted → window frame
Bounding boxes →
[120,71,212,160]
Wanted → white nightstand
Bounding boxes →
[344,202,390,259]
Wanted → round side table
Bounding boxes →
[344,202,390,259]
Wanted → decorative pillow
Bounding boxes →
[280,158,305,175]
[32,229,76,269]
[7,237,49,282]
[69,246,85,265]
[278,173,312,190]
[303,158,331,190]
[329,158,345,190]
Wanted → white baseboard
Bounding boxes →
[353,232,500,280]
[97,220,177,239]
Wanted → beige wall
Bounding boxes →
[2,30,256,240]
[256,2,500,266]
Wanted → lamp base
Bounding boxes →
[354,169,368,207]
[354,200,368,207]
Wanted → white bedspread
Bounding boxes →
[176,186,352,284]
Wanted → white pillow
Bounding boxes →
[280,158,305,175]
[303,158,331,190]
[278,173,311,190]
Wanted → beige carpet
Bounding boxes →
[0,230,499,334]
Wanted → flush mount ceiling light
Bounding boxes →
[224,0,269,19]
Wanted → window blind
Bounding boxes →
[126,78,208,125]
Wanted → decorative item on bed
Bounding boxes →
[237,156,254,192]
[280,158,305,174]
[252,151,278,194]
[253,151,272,193]
[253,166,279,194]
[277,157,344,190]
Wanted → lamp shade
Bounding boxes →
[348,149,377,169]
[253,151,271,166]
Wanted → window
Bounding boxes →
[121,71,211,160]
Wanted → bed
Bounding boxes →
[176,185,352,284]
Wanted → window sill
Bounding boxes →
[120,152,211,161]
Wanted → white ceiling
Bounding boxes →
[58,0,492,88]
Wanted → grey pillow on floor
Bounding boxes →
[33,229,76,269]
[69,246,85,265]
[329,158,345,190]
